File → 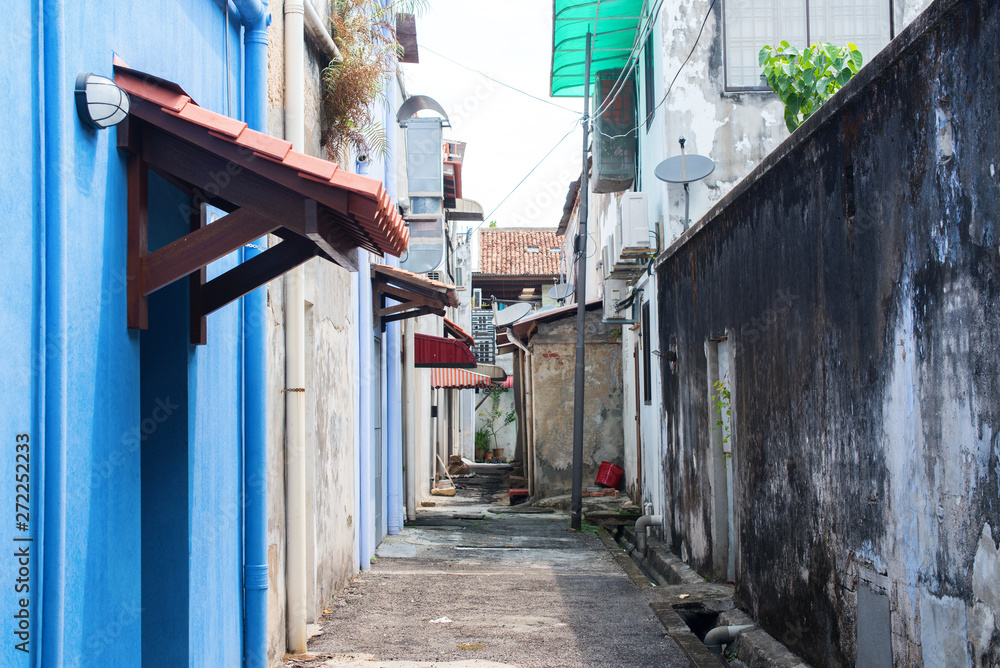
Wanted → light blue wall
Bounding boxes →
[1,0,249,665]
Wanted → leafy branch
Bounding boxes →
[321,0,427,162]
[713,375,731,462]
[477,386,516,451]
[759,41,863,133]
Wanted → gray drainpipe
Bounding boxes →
[704,624,754,659]
[634,513,662,553]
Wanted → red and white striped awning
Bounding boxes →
[430,368,492,389]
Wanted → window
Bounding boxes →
[723,0,894,90]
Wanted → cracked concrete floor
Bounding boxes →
[285,478,690,668]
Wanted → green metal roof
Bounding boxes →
[550,0,645,98]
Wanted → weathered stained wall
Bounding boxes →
[265,2,360,663]
[529,309,624,499]
[655,0,1000,664]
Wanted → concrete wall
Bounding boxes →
[265,1,361,662]
[475,387,516,459]
[0,1,253,665]
[528,309,624,499]
[655,0,1000,663]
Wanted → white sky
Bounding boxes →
[400,0,585,231]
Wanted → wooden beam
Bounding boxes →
[375,282,447,307]
[380,305,445,325]
[376,300,434,319]
[129,97,351,214]
[189,199,207,345]
[141,207,280,296]
[141,125,308,229]
[303,200,359,272]
[200,237,316,316]
[127,150,149,330]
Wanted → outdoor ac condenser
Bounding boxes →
[602,237,616,280]
[603,279,628,321]
[617,192,649,259]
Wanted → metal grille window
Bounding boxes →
[723,0,893,90]
[472,309,496,365]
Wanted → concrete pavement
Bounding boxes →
[285,470,692,668]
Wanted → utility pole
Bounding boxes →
[571,31,592,531]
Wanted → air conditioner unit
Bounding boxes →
[603,279,628,320]
[619,192,650,257]
[602,236,616,280]
[425,271,442,282]
[472,288,483,309]
[618,193,652,254]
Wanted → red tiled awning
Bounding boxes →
[430,368,492,389]
[371,264,458,329]
[442,317,475,347]
[114,58,407,258]
[415,333,476,368]
[113,58,409,336]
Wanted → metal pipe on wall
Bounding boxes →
[282,0,308,654]
[404,322,417,520]
[570,31,592,531]
[231,0,270,665]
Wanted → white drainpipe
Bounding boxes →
[303,0,341,64]
[704,625,754,659]
[404,321,417,520]
[284,0,308,654]
[634,514,662,554]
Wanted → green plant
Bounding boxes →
[321,0,427,161]
[477,387,515,451]
[475,427,491,459]
[758,41,863,132]
[713,375,731,462]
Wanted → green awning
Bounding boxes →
[550,0,645,98]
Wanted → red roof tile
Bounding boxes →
[113,61,408,257]
[478,228,563,276]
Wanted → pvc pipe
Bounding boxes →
[704,624,754,658]
[386,287,403,534]
[404,322,417,520]
[634,514,662,553]
[304,0,342,64]
[283,0,308,653]
[358,257,373,570]
[232,1,270,666]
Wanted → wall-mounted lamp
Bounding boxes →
[75,73,130,130]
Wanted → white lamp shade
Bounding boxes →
[76,73,130,129]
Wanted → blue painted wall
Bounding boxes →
[1,0,250,665]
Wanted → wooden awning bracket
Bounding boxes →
[121,115,359,344]
[370,264,458,331]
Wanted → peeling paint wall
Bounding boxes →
[654,0,1000,663]
[266,2,360,663]
[529,309,624,499]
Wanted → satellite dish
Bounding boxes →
[494,302,533,328]
[654,153,715,183]
[654,138,717,231]
[548,283,575,300]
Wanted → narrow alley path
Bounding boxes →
[285,468,691,668]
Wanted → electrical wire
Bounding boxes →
[596,0,719,142]
[420,45,581,115]
[589,0,665,122]
[465,118,582,241]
